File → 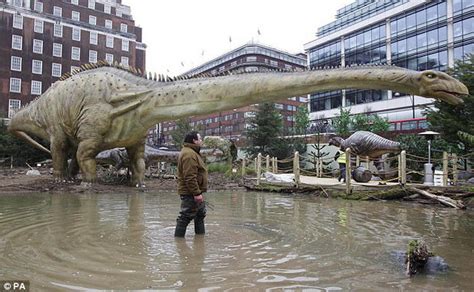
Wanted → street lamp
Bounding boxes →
[419,130,440,185]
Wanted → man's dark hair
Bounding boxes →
[184,131,199,143]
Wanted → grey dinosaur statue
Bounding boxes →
[8,62,468,186]
[328,131,401,158]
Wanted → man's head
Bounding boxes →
[184,131,203,146]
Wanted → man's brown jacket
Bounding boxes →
[177,143,208,196]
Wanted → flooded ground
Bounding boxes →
[0,191,473,291]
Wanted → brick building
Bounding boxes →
[0,0,146,118]
[158,43,308,145]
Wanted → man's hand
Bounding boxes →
[194,194,204,205]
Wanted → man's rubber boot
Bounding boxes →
[174,221,188,237]
[194,219,205,235]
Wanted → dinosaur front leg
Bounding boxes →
[126,143,146,188]
[50,136,69,182]
[76,140,99,186]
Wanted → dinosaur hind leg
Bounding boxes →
[76,139,100,185]
[126,143,146,188]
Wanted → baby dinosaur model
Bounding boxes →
[328,131,401,158]
[8,62,468,186]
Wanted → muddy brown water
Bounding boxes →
[0,191,473,291]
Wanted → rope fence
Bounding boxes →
[241,149,471,191]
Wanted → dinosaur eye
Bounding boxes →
[426,72,436,79]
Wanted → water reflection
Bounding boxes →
[0,192,472,291]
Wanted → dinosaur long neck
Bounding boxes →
[139,67,418,129]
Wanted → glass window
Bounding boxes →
[32,60,42,74]
[54,24,63,37]
[427,29,438,46]
[71,0,78,5]
[407,57,417,70]
[72,27,81,41]
[453,0,462,12]
[11,35,22,50]
[9,79,21,94]
[418,55,428,70]
[417,32,427,49]
[439,50,448,67]
[438,2,447,18]
[463,17,474,35]
[120,23,127,33]
[52,63,62,77]
[71,47,80,60]
[121,56,129,67]
[427,52,439,69]
[106,35,114,48]
[105,53,113,63]
[72,11,80,21]
[398,39,406,53]
[53,43,62,57]
[426,5,438,22]
[13,14,23,29]
[53,6,62,17]
[89,50,97,63]
[454,21,463,37]
[390,20,397,36]
[363,30,371,43]
[438,26,447,42]
[89,16,97,25]
[31,81,42,95]
[121,39,129,51]
[406,13,416,29]
[10,56,21,71]
[371,26,379,41]
[90,32,98,45]
[34,19,43,33]
[8,98,21,118]
[104,5,111,14]
[397,17,406,32]
[105,19,112,29]
[416,9,426,26]
[33,39,43,54]
[407,36,416,52]
[88,0,95,9]
[34,1,43,12]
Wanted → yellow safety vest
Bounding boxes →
[337,151,346,164]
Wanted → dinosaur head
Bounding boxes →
[328,136,344,148]
[414,70,468,105]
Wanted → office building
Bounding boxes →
[0,0,146,119]
[304,0,473,131]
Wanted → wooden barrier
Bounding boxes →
[266,155,270,172]
[293,152,300,187]
[401,150,406,185]
[257,153,262,186]
[442,152,448,187]
[345,148,351,195]
[452,153,458,185]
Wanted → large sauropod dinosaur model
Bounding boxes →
[8,62,468,186]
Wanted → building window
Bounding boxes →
[71,65,80,73]
[72,11,80,21]
[246,56,257,62]
[106,35,114,48]
[34,1,43,12]
[31,81,42,95]
[32,60,42,74]
[54,24,63,37]
[121,39,129,51]
[89,15,96,25]
[121,56,129,67]
[9,79,21,94]
[105,53,113,63]
[89,50,97,63]
[104,4,111,14]
[72,27,81,41]
[71,0,78,5]
[13,14,23,29]
[120,23,127,33]
[11,35,22,50]
[8,99,21,118]
[105,19,112,29]
[71,47,80,60]
[34,19,43,33]
[52,63,62,77]
[90,32,98,45]
[33,39,43,54]
[88,0,95,9]
[53,43,62,57]
[10,56,22,71]
[53,6,62,17]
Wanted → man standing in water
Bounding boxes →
[175,131,208,237]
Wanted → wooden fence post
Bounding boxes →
[452,153,458,185]
[257,153,262,186]
[401,150,406,185]
[345,148,351,195]
[272,157,277,173]
[356,155,360,167]
[294,151,300,187]
[442,152,448,187]
[266,155,270,173]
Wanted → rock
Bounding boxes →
[467,177,474,184]
[26,169,41,176]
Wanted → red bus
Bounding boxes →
[388,117,428,133]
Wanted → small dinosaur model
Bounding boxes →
[328,131,401,158]
[8,62,468,186]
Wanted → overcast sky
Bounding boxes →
[126,0,353,76]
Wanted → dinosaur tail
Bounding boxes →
[11,130,51,154]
